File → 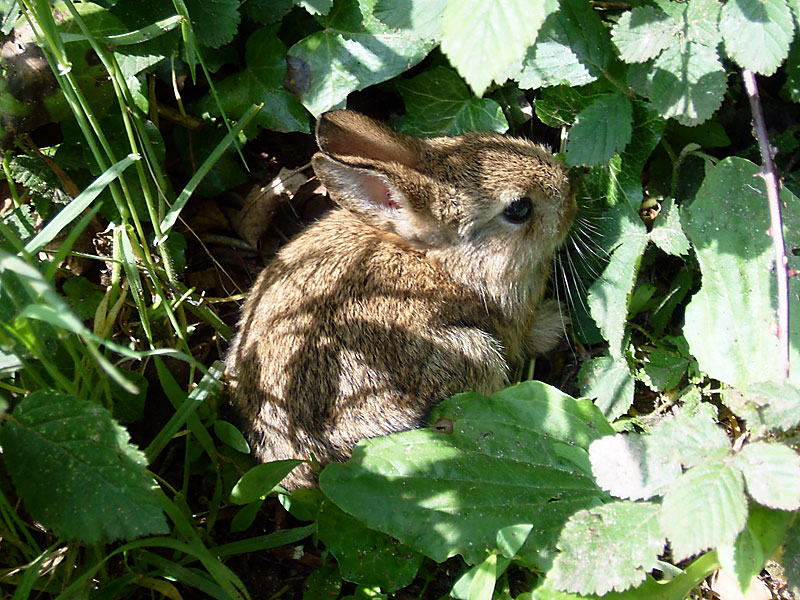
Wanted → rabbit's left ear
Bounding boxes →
[312,112,453,247]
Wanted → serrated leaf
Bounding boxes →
[640,347,690,392]
[734,442,800,510]
[611,6,676,63]
[648,402,730,470]
[578,355,635,421]
[660,460,747,561]
[649,198,689,256]
[396,67,508,136]
[185,0,240,48]
[727,382,800,432]
[588,204,648,358]
[566,92,633,167]
[720,0,794,75]
[440,0,555,96]
[718,526,765,594]
[317,500,422,593]
[517,0,610,90]
[590,434,681,501]
[1,390,167,543]
[320,382,607,572]
[685,0,723,47]
[649,42,726,126]
[230,460,303,504]
[374,0,446,40]
[550,501,664,595]
[287,0,432,116]
[682,157,800,389]
[297,0,333,15]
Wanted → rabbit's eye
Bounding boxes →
[503,197,533,224]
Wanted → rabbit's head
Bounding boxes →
[312,110,577,314]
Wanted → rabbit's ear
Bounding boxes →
[315,110,420,169]
[312,153,446,246]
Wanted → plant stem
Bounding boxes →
[742,69,790,380]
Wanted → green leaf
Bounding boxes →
[590,434,681,501]
[734,442,800,510]
[647,402,730,470]
[297,0,334,16]
[611,6,675,63]
[577,355,635,421]
[720,0,795,75]
[213,420,250,454]
[467,553,498,600]
[287,0,433,116]
[243,0,295,24]
[718,526,765,594]
[649,198,689,256]
[640,347,690,392]
[517,0,611,90]
[320,382,608,571]
[62,276,104,321]
[440,0,556,96]
[549,501,665,595]
[724,382,800,433]
[230,460,303,504]
[682,157,800,389]
[566,92,633,167]
[1,390,167,543]
[396,67,508,136]
[374,0,446,40]
[660,460,748,561]
[317,501,423,593]
[303,565,341,600]
[184,0,240,48]
[649,41,726,126]
[784,35,800,102]
[611,101,666,208]
[198,27,310,134]
[587,204,648,358]
[784,515,800,597]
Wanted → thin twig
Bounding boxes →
[742,69,790,380]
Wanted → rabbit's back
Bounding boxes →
[226,209,509,488]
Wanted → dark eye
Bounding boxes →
[502,197,534,224]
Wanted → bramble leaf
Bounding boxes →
[720,0,795,75]
[611,6,675,63]
[734,442,800,510]
[566,92,633,167]
[440,0,556,96]
[578,355,635,421]
[550,501,664,595]
[660,460,747,561]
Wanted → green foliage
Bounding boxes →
[1,0,799,598]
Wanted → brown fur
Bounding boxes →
[225,110,577,489]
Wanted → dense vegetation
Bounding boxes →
[0,0,798,598]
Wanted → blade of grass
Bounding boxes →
[212,524,317,558]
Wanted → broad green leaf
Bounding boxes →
[590,434,681,501]
[303,566,341,600]
[230,460,303,504]
[497,524,534,558]
[611,6,675,63]
[720,0,794,75]
[517,0,611,90]
[1,391,167,543]
[321,383,608,571]
[440,0,556,96]
[467,553,498,600]
[784,515,800,596]
[317,501,423,592]
[549,501,664,595]
[734,442,800,510]
[660,460,748,561]
[566,92,633,167]
[534,85,596,128]
[577,355,635,421]
[649,198,689,256]
[396,67,508,136]
[452,555,511,600]
[612,102,666,208]
[682,157,800,389]
[297,0,334,15]
[374,0,446,40]
[197,27,310,134]
[287,0,432,116]
[243,0,295,24]
[649,42,726,125]
[184,0,240,48]
[587,204,648,358]
[62,276,104,321]
[784,36,800,102]
[718,526,765,594]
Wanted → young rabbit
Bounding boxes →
[225,110,577,489]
